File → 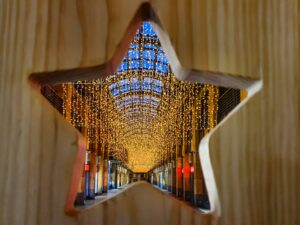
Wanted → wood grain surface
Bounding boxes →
[0,1,299,225]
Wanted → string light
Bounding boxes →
[60,22,219,173]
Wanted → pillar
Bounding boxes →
[193,147,203,207]
[95,153,102,195]
[102,144,108,193]
[167,161,172,192]
[97,143,105,194]
[87,149,96,199]
[118,166,122,187]
[193,129,204,207]
[192,108,201,206]
[171,154,176,195]
[114,163,118,189]
[176,154,183,198]
[94,143,101,195]
[84,151,90,199]
[183,151,191,201]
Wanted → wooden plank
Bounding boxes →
[0,0,299,225]
[205,1,300,225]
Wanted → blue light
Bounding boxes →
[130,43,138,49]
[142,60,154,70]
[142,22,156,36]
[110,21,173,111]
[128,50,139,59]
[115,95,161,110]
[143,50,155,60]
[157,52,168,64]
[144,77,152,83]
[131,77,140,83]
[153,79,162,86]
[121,85,130,93]
[111,88,120,96]
[143,77,152,90]
[131,83,141,91]
[129,60,139,69]
[153,86,162,93]
[156,62,168,73]
[109,83,118,90]
[119,79,129,86]
[144,44,157,50]
[142,83,151,90]
[114,21,171,78]
[117,62,128,72]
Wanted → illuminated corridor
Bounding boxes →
[2,1,298,225]
[42,22,241,209]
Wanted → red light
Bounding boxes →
[184,163,190,175]
[84,164,90,171]
[182,168,184,174]
[177,167,181,176]
[190,166,194,173]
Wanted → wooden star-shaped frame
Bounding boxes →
[29,2,262,217]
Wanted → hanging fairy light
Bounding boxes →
[59,22,219,173]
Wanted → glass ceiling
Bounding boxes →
[114,22,170,76]
[109,22,171,119]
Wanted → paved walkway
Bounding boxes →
[153,185,210,213]
[76,185,129,210]
[76,183,209,213]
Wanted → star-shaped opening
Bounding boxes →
[30,3,261,217]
